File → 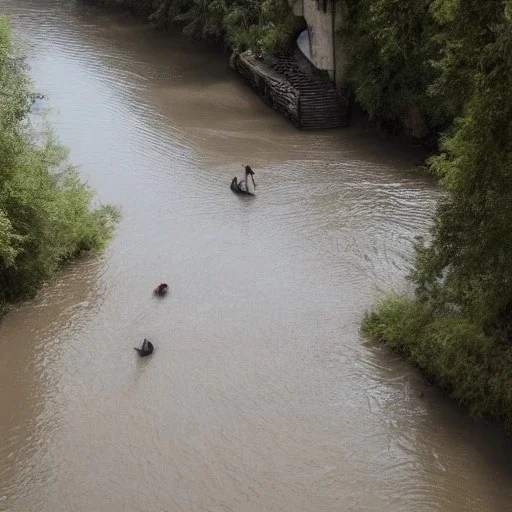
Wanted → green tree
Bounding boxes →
[0,16,119,308]
[363,0,512,429]
[413,0,512,326]
[341,0,445,136]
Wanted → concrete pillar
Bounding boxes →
[302,0,334,78]
[333,1,348,88]
[289,0,347,88]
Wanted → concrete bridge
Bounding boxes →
[290,0,347,88]
[232,0,349,129]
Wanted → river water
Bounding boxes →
[1,1,512,511]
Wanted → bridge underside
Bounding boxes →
[290,0,346,87]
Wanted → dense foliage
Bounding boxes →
[341,0,445,136]
[99,0,299,53]
[359,0,512,430]
[0,17,118,311]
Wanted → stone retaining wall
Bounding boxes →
[233,51,301,127]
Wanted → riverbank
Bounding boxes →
[362,296,512,433]
[0,16,118,316]
[356,0,512,434]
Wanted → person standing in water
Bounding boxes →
[232,165,256,194]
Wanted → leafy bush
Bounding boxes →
[0,17,119,308]
[363,296,512,430]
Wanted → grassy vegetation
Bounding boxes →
[362,296,512,430]
[0,16,119,312]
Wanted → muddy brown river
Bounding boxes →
[2,1,512,511]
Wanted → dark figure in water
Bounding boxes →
[231,165,256,195]
[154,283,169,296]
[134,338,154,357]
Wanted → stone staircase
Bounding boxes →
[269,52,348,130]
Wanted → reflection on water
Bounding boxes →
[1,1,512,511]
